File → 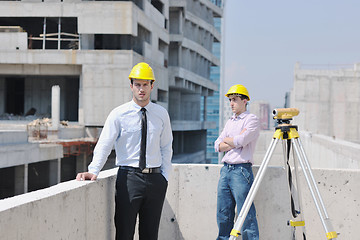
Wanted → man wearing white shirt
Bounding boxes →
[76,62,173,240]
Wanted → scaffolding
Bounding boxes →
[27,17,80,50]
[58,140,97,157]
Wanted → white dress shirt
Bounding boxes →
[88,100,173,180]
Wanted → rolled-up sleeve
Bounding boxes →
[214,137,222,152]
[233,115,260,148]
[214,120,229,152]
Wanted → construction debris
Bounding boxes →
[27,118,69,140]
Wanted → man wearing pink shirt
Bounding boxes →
[215,84,260,240]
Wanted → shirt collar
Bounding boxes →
[230,110,249,120]
[131,100,151,112]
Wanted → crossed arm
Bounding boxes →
[218,137,235,152]
[218,128,246,152]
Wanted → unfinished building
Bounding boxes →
[0,0,223,199]
[291,62,360,143]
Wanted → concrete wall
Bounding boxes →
[254,130,360,169]
[299,131,360,169]
[0,32,28,50]
[296,168,358,239]
[292,63,360,143]
[0,164,357,239]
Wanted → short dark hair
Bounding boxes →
[239,94,249,101]
[229,94,249,101]
[130,79,155,85]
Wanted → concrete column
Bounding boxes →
[169,90,181,120]
[0,78,5,114]
[49,159,61,185]
[57,17,61,50]
[76,153,88,173]
[42,17,46,50]
[78,34,81,50]
[78,75,84,125]
[79,34,94,50]
[14,165,25,195]
[52,85,60,130]
[219,9,226,164]
[57,158,61,183]
[203,96,207,121]
[180,11,184,35]
[24,164,28,193]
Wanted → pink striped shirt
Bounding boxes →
[215,111,260,165]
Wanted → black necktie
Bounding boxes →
[139,107,147,170]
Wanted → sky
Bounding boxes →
[223,0,360,108]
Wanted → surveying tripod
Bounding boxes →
[229,108,338,240]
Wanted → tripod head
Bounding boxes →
[273,108,299,138]
[273,108,299,125]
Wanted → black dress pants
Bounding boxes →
[115,168,168,240]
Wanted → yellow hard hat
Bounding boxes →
[128,62,155,81]
[225,84,250,100]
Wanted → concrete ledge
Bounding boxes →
[0,143,39,168]
[58,125,85,139]
[0,130,28,145]
[0,142,63,168]
[254,130,360,169]
[39,143,63,161]
[0,165,358,239]
[300,131,360,169]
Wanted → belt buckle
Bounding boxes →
[141,168,150,173]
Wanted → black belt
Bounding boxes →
[224,162,252,168]
[119,166,161,174]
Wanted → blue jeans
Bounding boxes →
[217,163,259,240]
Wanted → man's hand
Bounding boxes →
[76,172,97,181]
[219,142,233,152]
[223,137,235,148]
[222,129,247,149]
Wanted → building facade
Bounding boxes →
[0,0,223,198]
[168,0,222,163]
[202,8,222,164]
